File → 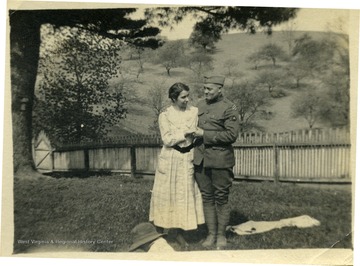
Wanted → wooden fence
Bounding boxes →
[234,127,351,182]
[33,128,352,183]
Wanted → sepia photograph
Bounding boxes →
[1,0,359,265]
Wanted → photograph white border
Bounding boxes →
[1,1,359,266]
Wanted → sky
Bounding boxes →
[131,8,351,40]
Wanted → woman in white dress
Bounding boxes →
[149,83,205,249]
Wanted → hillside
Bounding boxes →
[108,31,341,137]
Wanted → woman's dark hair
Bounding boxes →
[168,82,190,103]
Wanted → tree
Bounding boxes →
[291,89,325,129]
[189,18,222,51]
[250,43,288,67]
[319,32,350,127]
[9,9,160,177]
[132,46,147,72]
[153,40,186,76]
[262,43,288,66]
[10,6,298,177]
[280,20,298,55]
[127,44,157,78]
[118,48,150,81]
[246,53,262,70]
[145,80,170,133]
[221,59,243,88]
[255,69,284,96]
[185,49,214,81]
[320,67,349,127]
[285,60,312,88]
[223,59,240,76]
[226,80,272,132]
[292,33,335,74]
[33,27,126,143]
[292,32,349,127]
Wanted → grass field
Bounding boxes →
[13,173,353,254]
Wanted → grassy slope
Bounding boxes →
[111,31,334,136]
[13,175,352,253]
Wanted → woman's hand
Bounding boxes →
[192,127,204,138]
[184,130,195,138]
[185,127,204,140]
[185,128,204,138]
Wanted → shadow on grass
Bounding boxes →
[45,171,115,179]
[229,210,249,226]
[182,224,208,245]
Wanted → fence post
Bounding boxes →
[273,143,279,183]
[130,145,137,178]
[84,149,89,171]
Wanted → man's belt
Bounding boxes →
[204,144,231,148]
[172,144,194,153]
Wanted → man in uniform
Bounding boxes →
[191,75,240,249]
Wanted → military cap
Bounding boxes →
[204,76,225,88]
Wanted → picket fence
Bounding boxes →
[33,128,352,183]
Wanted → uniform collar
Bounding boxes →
[206,94,223,104]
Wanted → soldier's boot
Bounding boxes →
[216,203,230,249]
[202,202,217,247]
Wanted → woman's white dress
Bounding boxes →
[149,105,205,230]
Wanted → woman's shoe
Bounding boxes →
[175,230,189,251]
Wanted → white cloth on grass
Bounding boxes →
[148,237,175,252]
[227,215,321,235]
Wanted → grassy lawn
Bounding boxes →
[13,173,352,253]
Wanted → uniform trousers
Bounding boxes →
[194,163,234,206]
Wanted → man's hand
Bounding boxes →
[184,128,204,138]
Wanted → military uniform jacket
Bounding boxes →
[193,95,240,168]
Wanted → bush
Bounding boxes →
[270,89,287,98]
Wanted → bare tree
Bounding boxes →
[321,23,350,127]
[223,59,240,76]
[255,69,285,96]
[291,89,325,129]
[247,43,288,69]
[153,40,186,76]
[185,49,214,81]
[260,43,288,66]
[246,52,262,70]
[285,60,312,88]
[145,80,170,133]
[280,20,298,55]
[222,60,244,88]
[226,80,272,132]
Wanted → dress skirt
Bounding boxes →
[149,147,204,230]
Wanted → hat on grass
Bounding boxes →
[128,222,165,251]
[204,76,225,88]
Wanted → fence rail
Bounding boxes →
[236,127,350,144]
[34,128,352,183]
